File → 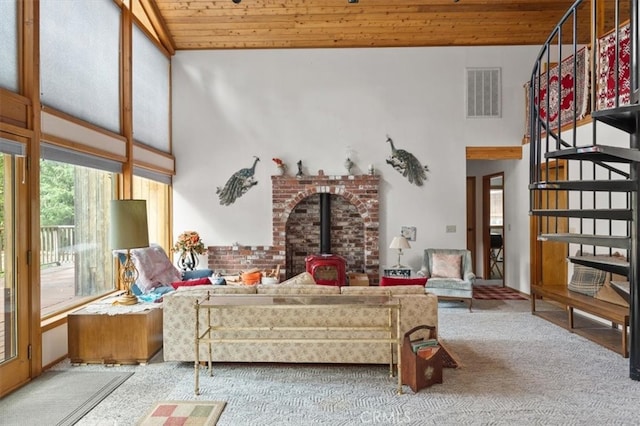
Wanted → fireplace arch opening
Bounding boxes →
[285,193,365,279]
[272,175,380,284]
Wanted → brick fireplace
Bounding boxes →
[208,174,380,284]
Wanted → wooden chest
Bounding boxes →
[68,306,163,364]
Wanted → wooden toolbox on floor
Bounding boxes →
[401,325,443,392]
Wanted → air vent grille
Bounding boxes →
[466,68,501,118]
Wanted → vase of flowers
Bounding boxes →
[173,231,206,271]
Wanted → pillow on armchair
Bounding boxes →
[431,253,462,279]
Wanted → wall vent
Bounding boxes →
[466,67,501,118]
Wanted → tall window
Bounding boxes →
[40,0,121,132]
[133,174,171,251]
[133,24,170,151]
[0,0,18,91]
[40,157,117,317]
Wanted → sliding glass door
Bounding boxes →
[0,136,29,397]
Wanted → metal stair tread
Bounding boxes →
[568,255,629,276]
[538,233,630,250]
[531,209,632,220]
[591,104,640,134]
[545,145,640,163]
[529,180,637,192]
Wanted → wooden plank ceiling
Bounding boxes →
[147,0,595,51]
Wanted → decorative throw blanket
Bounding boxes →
[525,46,590,135]
[596,22,631,110]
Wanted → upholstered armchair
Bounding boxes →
[417,248,475,311]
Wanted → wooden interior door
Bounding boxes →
[530,160,568,287]
[466,177,477,272]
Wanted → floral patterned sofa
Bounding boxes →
[162,283,438,364]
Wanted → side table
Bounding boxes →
[68,305,163,364]
[383,267,412,278]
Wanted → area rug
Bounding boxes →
[137,401,226,425]
[0,370,132,426]
[473,285,527,300]
[597,22,631,110]
[524,46,590,134]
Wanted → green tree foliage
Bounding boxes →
[40,159,75,226]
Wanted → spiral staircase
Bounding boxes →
[528,0,640,380]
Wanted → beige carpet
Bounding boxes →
[137,400,226,425]
[44,299,640,425]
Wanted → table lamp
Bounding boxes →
[110,199,149,305]
[389,236,411,268]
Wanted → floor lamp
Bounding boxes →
[110,200,149,305]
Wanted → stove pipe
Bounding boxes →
[320,193,331,254]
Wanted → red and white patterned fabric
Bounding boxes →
[597,23,631,110]
[534,47,590,131]
[524,47,590,137]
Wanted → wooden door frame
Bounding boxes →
[466,176,477,272]
[0,135,31,398]
[482,172,504,281]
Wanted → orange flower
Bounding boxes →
[173,231,206,254]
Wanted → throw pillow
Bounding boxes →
[130,245,183,293]
[380,276,427,287]
[183,269,214,280]
[431,254,462,279]
[279,272,316,286]
[568,264,606,296]
[171,277,212,289]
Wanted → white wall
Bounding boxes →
[171,45,540,273]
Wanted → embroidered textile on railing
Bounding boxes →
[524,46,590,136]
[597,22,631,110]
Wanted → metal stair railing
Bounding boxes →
[528,0,640,380]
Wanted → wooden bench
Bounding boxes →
[531,284,629,357]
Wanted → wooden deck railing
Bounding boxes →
[0,225,75,272]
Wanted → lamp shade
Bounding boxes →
[389,236,411,250]
[110,199,149,250]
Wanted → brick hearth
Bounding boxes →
[208,174,380,284]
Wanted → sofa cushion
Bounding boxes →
[257,283,340,295]
[340,285,425,295]
[431,253,462,279]
[279,271,316,286]
[426,277,472,291]
[379,276,427,287]
[176,284,257,294]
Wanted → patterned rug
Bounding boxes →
[137,400,226,425]
[524,46,590,134]
[473,285,527,300]
[597,22,631,110]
